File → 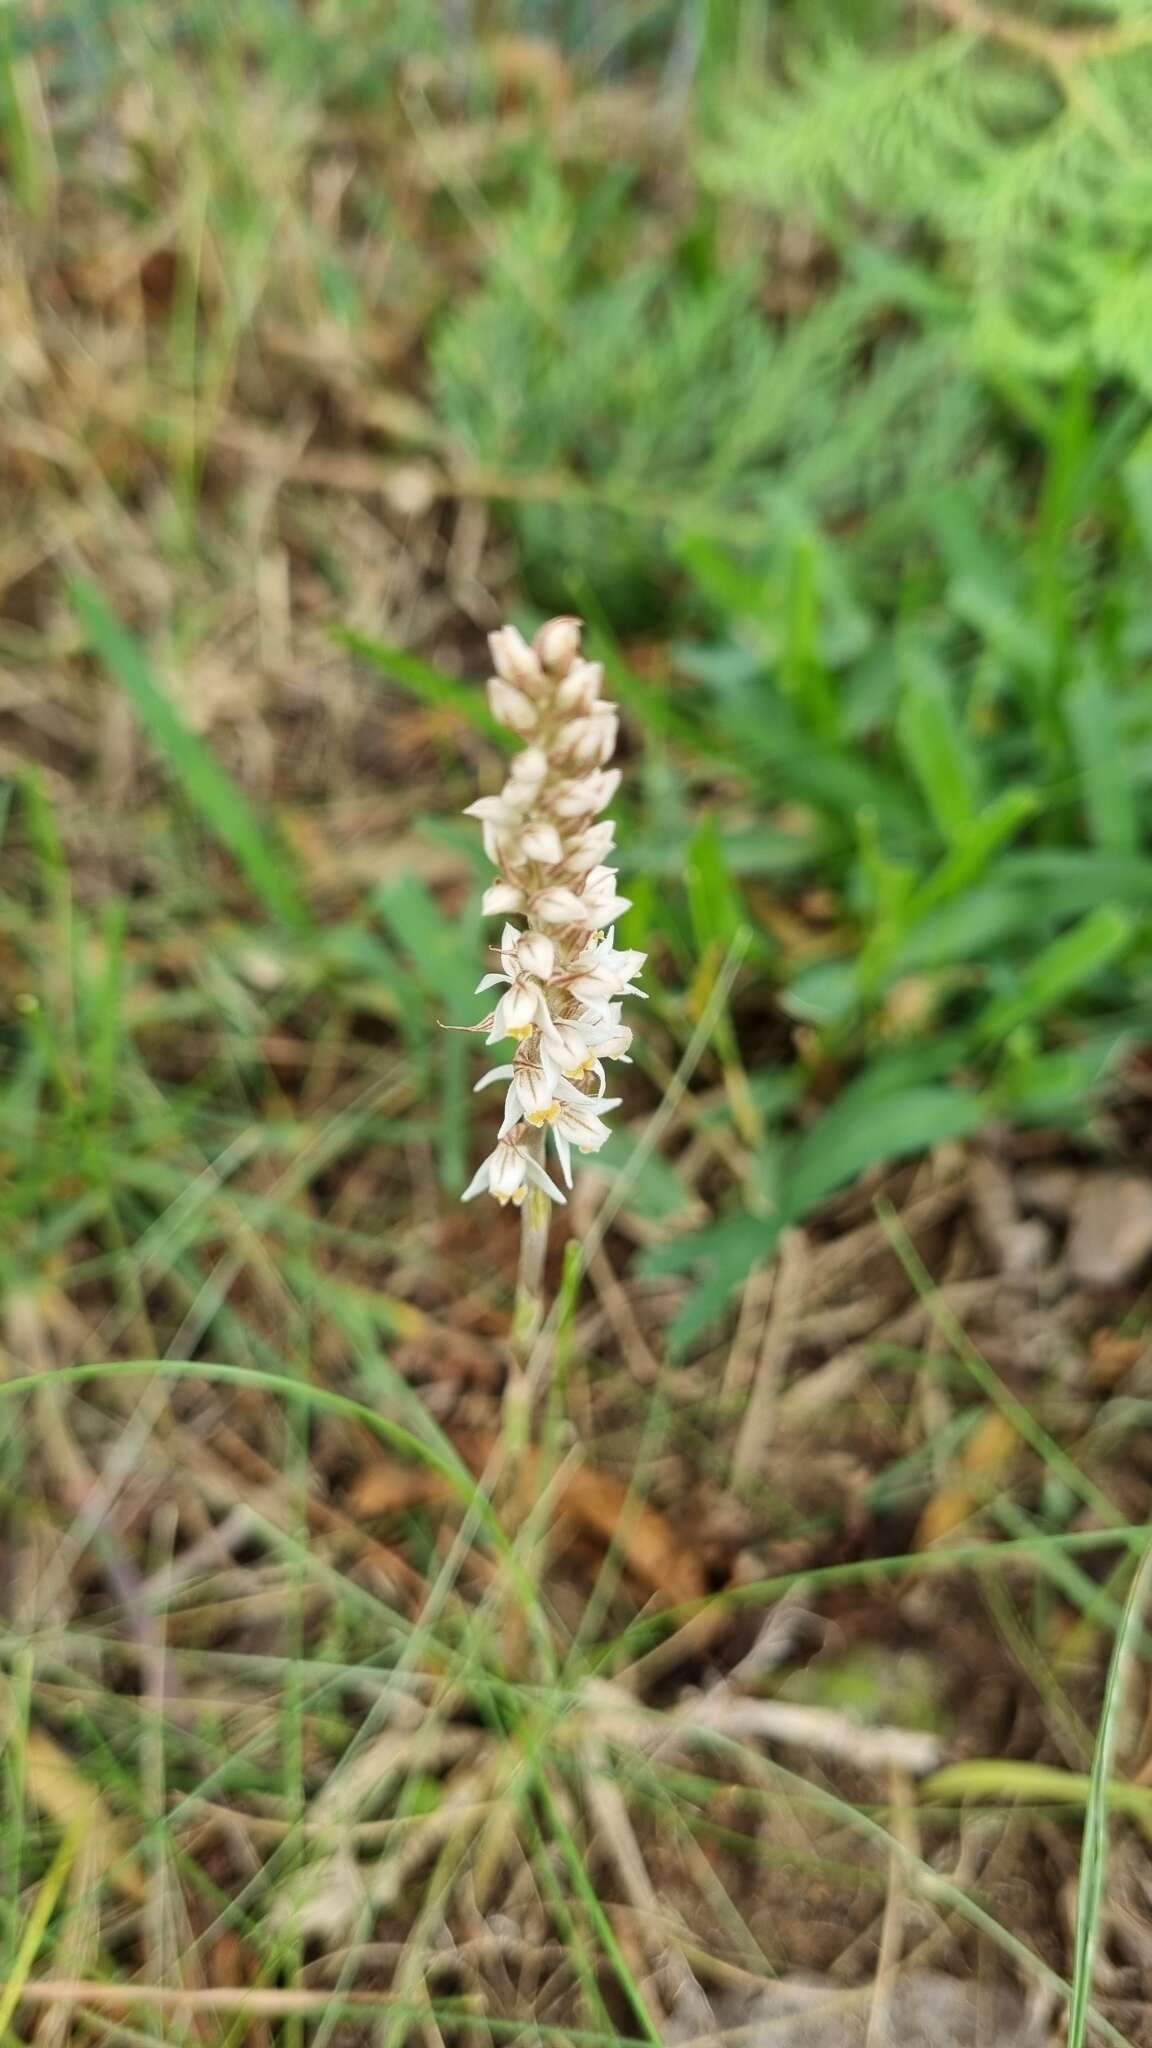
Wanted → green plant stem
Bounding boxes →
[512,1129,551,1374]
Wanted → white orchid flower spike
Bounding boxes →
[461,616,645,1208]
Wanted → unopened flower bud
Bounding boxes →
[488,677,538,736]
[549,769,621,820]
[483,881,525,916]
[533,615,582,676]
[519,820,565,865]
[514,930,556,980]
[530,884,588,926]
[507,747,549,793]
[554,708,618,772]
[489,626,543,692]
[563,820,617,876]
[556,660,603,714]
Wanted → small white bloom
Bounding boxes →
[476,1034,562,1126]
[588,1013,633,1063]
[489,625,543,693]
[533,615,582,675]
[487,978,545,1042]
[539,1009,632,1085]
[488,677,539,736]
[476,924,555,996]
[519,819,565,865]
[556,660,604,714]
[515,1038,561,1123]
[549,1091,622,1187]
[559,936,647,1010]
[539,1014,594,1075]
[556,959,621,1004]
[462,1131,567,1207]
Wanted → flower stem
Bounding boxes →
[511,1129,551,1372]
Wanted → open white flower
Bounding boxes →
[475,1032,562,1128]
[549,1085,623,1188]
[462,616,645,1206]
[462,1129,566,1207]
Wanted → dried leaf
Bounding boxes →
[1090,1328,1148,1387]
[915,1409,1019,1548]
[346,1463,451,1517]
[557,1464,706,1606]
[348,1439,706,1606]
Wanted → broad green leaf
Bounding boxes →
[914,786,1040,915]
[1066,667,1138,854]
[782,1083,988,1219]
[896,656,980,842]
[685,812,744,954]
[976,906,1133,1045]
[641,1214,781,1358]
[71,580,307,929]
[991,1037,1128,1123]
[592,1134,702,1230]
[375,876,476,1008]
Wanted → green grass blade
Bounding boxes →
[1068,1542,1152,2048]
[340,629,512,749]
[1066,666,1138,855]
[975,905,1133,1046]
[69,578,308,929]
[896,654,980,843]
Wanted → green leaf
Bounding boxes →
[1066,666,1138,855]
[913,787,1040,915]
[925,1759,1152,1828]
[685,812,744,954]
[642,1214,781,1358]
[70,579,307,929]
[896,655,980,842]
[1068,1547,1152,2048]
[782,1083,989,1219]
[991,1038,1128,1125]
[374,876,476,1009]
[340,630,512,749]
[1001,850,1152,912]
[592,1134,702,1231]
[975,906,1134,1045]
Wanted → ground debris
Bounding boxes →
[1066,1172,1152,1288]
[666,1972,1047,2047]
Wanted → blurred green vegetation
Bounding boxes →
[4,0,1152,1352]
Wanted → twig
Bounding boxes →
[667,1688,941,1778]
[730,1228,808,1487]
